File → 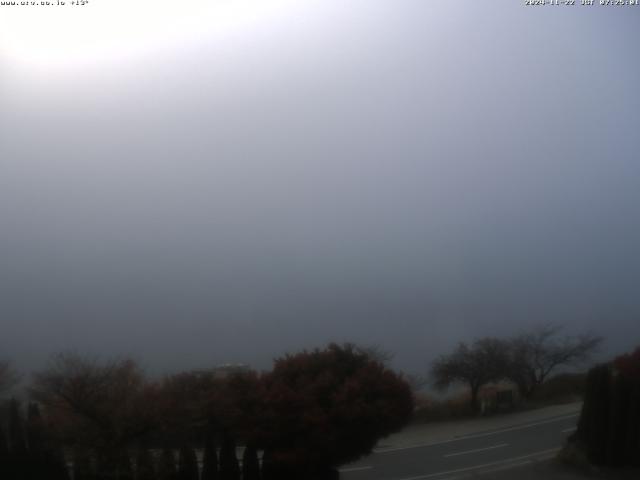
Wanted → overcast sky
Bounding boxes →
[1,1,639,376]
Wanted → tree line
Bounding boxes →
[430,324,602,412]
[0,343,414,480]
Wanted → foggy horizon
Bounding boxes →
[1,1,639,378]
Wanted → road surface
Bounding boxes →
[340,411,579,480]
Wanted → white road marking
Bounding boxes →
[338,465,373,473]
[465,460,533,477]
[436,461,533,480]
[562,427,577,433]
[375,413,579,454]
[443,443,508,458]
[395,447,561,480]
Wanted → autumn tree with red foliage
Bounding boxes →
[155,370,219,440]
[157,368,264,448]
[614,346,640,381]
[255,343,414,477]
[208,371,264,440]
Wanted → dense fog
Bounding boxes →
[1,1,639,376]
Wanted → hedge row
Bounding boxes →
[573,348,640,467]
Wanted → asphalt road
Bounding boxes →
[339,412,579,480]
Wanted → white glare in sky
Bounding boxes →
[0,0,302,68]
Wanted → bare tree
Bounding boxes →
[0,360,19,394]
[356,345,429,394]
[404,373,429,393]
[30,352,158,452]
[506,324,602,399]
[356,344,395,366]
[431,338,510,412]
